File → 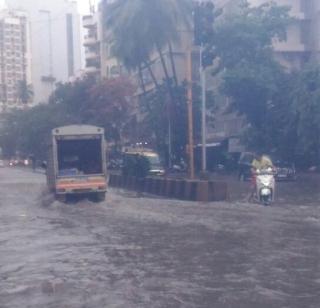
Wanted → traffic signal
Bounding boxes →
[201,46,216,68]
[193,1,215,46]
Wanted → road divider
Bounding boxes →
[109,174,228,202]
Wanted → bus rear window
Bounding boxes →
[57,139,102,176]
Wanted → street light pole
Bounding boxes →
[187,49,195,179]
[200,44,207,172]
[168,113,172,168]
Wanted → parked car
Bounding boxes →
[274,160,297,181]
[238,152,254,181]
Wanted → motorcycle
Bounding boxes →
[255,167,275,205]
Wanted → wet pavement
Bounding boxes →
[0,168,319,308]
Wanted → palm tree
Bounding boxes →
[16,80,33,105]
[103,0,192,91]
[103,0,192,167]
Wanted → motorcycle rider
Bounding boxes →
[248,152,274,202]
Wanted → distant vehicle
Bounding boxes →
[0,160,4,167]
[122,148,165,176]
[46,125,108,202]
[9,158,29,167]
[238,152,254,181]
[274,160,296,181]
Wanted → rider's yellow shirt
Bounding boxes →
[252,155,273,170]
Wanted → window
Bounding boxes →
[300,0,313,15]
[300,20,311,45]
[66,13,75,77]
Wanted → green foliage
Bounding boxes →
[210,1,295,157]
[214,2,290,69]
[0,104,72,159]
[0,77,136,159]
[216,0,291,126]
[49,76,136,143]
[16,80,34,105]
[216,2,320,165]
[289,65,320,166]
[103,0,192,72]
[103,0,194,168]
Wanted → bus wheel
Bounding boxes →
[91,192,106,203]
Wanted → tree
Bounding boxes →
[214,2,290,70]
[208,1,291,153]
[103,0,193,166]
[103,0,192,91]
[49,76,96,121]
[87,77,136,146]
[289,64,320,166]
[16,80,33,105]
[0,76,136,160]
[0,104,73,159]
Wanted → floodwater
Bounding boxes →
[0,168,319,308]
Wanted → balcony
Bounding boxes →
[273,41,308,53]
[85,50,100,60]
[85,66,100,75]
[290,11,309,20]
[84,35,98,46]
[83,15,96,28]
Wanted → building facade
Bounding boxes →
[5,0,82,104]
[82,0,123,81]
[0,9,31,112]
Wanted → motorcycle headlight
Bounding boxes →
[261,188,271,195]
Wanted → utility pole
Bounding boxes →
[194,1,217,174]
[187,49,195,179]
[200,44,207,172]
[168,112,172,168]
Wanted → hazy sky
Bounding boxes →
[76,0,91,15]
[0,0,91,15]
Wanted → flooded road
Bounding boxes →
[0,168,319,308]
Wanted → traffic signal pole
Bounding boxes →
[200,44,207,172]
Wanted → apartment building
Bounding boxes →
[0,9,31,112]
[82,0,123,81]
[249,0,320,70]
[5,0,82,104]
